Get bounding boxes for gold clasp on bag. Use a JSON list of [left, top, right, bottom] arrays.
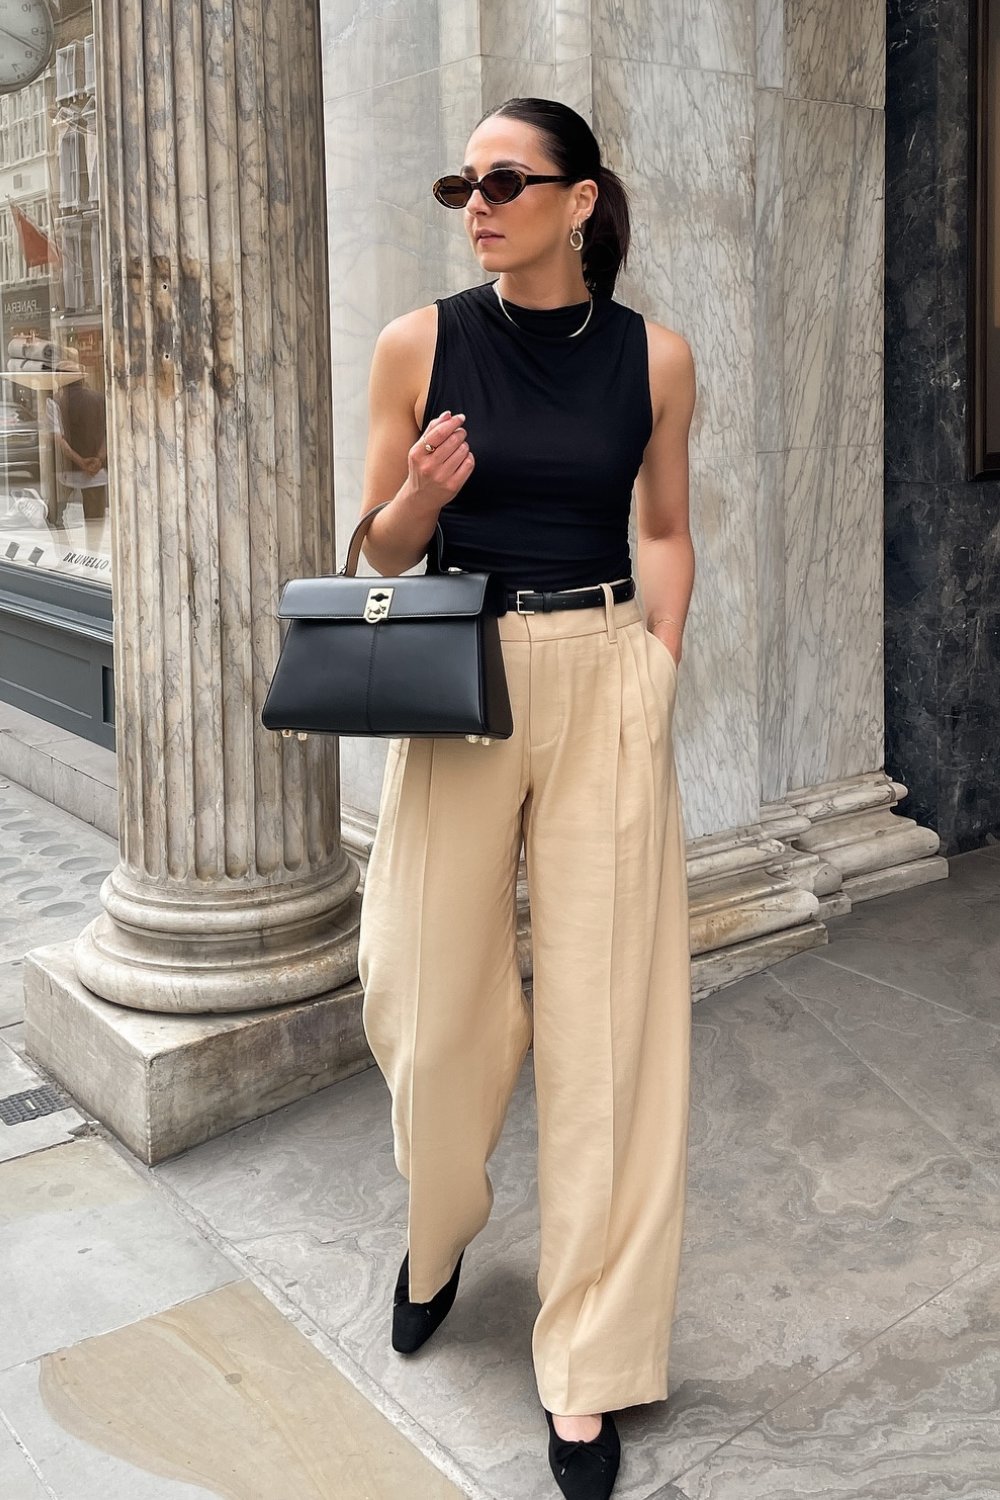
[[364, 586, 394, 623]]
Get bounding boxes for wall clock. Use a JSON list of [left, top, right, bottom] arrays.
[[0, 0, 55, 94]]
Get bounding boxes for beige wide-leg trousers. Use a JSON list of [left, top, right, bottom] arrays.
[[357, 587, 692, 1416]]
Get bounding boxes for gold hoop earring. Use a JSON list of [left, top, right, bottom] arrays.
[[569, 224, 584, 251]]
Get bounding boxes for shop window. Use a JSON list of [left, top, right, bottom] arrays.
[[0, 3, 109, 592]]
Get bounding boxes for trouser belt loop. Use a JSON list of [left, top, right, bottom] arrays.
[[599, 582, 617, 643]]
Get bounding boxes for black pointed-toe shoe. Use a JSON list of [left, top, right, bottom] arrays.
[[391, 1250, 464, 1354], [543, 1407, 621, 1500]]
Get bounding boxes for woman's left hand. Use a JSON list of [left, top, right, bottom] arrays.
[[651, 625, 681, 668]]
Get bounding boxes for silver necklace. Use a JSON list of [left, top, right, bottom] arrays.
[[492, 279, 593, 338]]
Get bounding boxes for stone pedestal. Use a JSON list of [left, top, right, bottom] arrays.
[[24, 944, 370, 1165], [26, 0, 362, 1146]]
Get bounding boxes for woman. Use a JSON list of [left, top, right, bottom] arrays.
[[356, 96, 696, 1500]]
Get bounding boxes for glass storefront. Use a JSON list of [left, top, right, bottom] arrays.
[[0, 1, 113, 750], [0, 6, 109, 591]]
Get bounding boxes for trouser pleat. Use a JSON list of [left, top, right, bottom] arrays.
[[358, 597, 691, 1405], [359, 710, 532, 1303]]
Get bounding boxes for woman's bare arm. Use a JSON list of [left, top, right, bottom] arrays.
[[634, 322, 697, 665], [357, 309, 475, 576]]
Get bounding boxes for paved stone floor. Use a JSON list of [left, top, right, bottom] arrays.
[[2, 771, 999, 1498]]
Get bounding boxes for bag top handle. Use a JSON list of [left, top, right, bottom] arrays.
[[339, 499, 446, 578]]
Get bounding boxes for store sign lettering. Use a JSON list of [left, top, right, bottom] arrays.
[[4, 297, 46, 317], [61, 550, 110, 571]]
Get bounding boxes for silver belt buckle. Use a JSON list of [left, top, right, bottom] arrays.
[[514, 589, 536, 615]]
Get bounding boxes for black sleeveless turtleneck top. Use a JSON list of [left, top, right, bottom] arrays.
[[419, 279, 653, 592]]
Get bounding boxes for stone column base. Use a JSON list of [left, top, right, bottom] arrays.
[[346, 808, 831, 1007], [23, 942, 372, 1165], [343, 768, 947, 1013], [784, 771, 948, 904]]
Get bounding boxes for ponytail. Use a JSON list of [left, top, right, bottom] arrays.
[[582, 163, 631, 300], [477, 98, 632, 299]]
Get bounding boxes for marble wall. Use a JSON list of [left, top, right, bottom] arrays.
[[321, 0, 889, 848], [885, 0, 1000, 854]]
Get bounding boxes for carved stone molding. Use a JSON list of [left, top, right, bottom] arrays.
[[784, 771, 947, 907]]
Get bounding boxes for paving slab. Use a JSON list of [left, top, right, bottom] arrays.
[[0, 776, 115, 968], [0, 957, 25, 1029], [0, 1423, 49, 1499], [665, 1256, 1000, 1499], [0, 1035, 84, 1162], [153, 962, 1000, 1499], [774, 948, 1000, 1185], [0, 1279, 467, 1499], [808, 846, 1000, 1023], [0, 1136, 238, 1371]]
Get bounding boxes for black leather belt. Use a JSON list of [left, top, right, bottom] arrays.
[[504, 577, 636, 614]]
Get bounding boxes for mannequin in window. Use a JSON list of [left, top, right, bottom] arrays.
[[52, 379, 107, 522]]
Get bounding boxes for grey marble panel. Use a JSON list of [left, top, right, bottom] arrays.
[[670, 1256, 1000, 1498], [372, 59, 482, 280], [340, 734, 392, 826], [554, 55, 592, 116], [597, 57, 755, 462], [756, 0, 782, 90], [327, 91, 379, 458], [334, 456, 369, 568], [783, 98, 884, 454], [482, 57, 556, 107], [802, 846, 1000, 1024], [319, 0, 377, 98], [442, 56, 494, 174], [668, 454, 760, 836], [591, 0, 755, 77], [555, 0, 590, 65], [373, 0, 442, 88], [325, 0, 475, 92], [774, 963, 1000, 1182], [481, 0, 554, 61], [757, 450, 788, 806], [784, 443, 884, 792], [755, 88, 783, 458], [325, 88, 376, 196], [439, 0, 480, 66], [374, 194, 451, 331], [785, 0, 885, 109]]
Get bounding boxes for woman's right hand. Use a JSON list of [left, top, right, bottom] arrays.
[[406, 411, 474, 509]]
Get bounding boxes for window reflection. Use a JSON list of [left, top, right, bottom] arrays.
[[0, 4, 109, 589]]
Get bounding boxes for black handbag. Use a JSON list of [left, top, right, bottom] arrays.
[[261, 499, 514, 740]]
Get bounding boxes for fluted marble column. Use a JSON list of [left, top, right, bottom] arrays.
[[73, 0, 360, 1011]]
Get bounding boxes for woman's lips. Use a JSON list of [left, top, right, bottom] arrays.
[[477, 233, 503, 241]]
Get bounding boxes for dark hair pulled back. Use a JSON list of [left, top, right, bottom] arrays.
[[474, 97, 631, 300]]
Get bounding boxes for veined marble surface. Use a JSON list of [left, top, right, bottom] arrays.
[[322, 0, 889, 848]]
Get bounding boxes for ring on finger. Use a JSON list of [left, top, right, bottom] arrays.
[[424, 441, 435, 453]]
